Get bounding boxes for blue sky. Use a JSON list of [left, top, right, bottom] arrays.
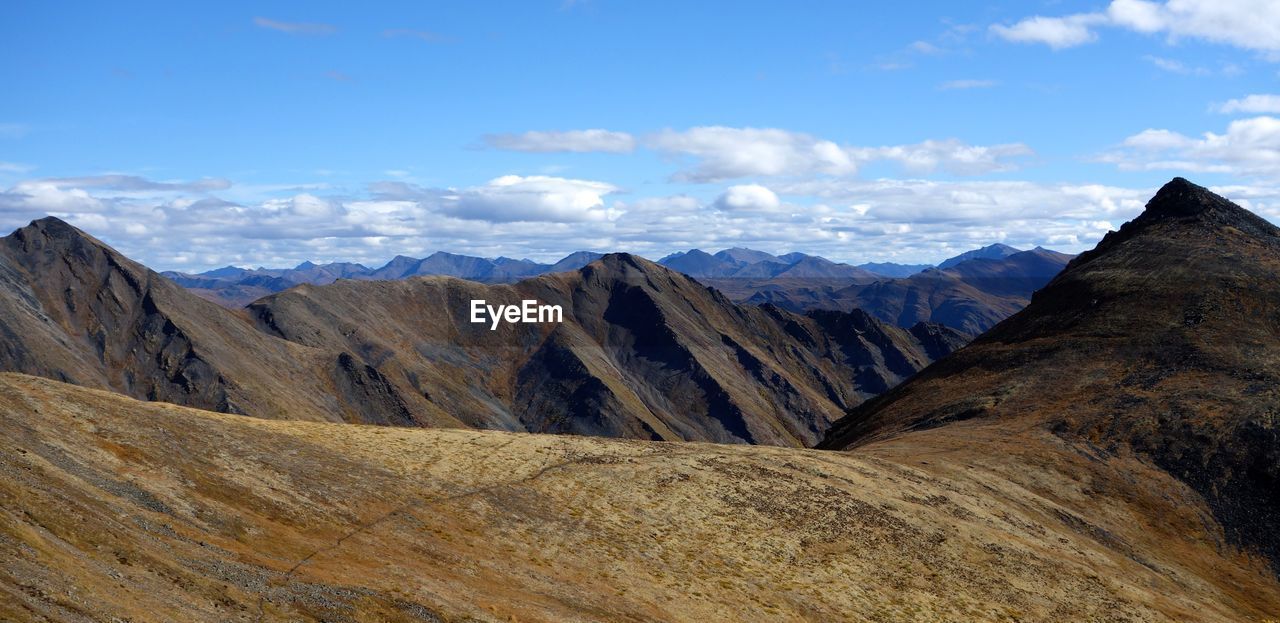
[[3, 1, 1280, 270]]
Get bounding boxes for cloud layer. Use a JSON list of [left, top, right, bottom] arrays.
[[0, 171, 1212, 272]]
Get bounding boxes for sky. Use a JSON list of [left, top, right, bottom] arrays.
[[3, 0, 1280, 271]]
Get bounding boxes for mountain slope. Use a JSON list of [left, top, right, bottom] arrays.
[[821, 178, 1280, 571], [249, 253, 965, 446], [719, 249, 1073, 335], [3, 373, 1277, 622], [0, 217, 345, 422]]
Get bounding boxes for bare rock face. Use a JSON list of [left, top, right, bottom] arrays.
[[822, 178, 1280, 572]]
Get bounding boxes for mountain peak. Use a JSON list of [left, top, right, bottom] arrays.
[[19, 215, 83, 241], [1144, 177, 1234, 219], [1089, 177, 1280, 257]]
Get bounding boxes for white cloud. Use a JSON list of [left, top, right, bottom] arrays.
[[1099, 116, 1280, 178], [990, 14, 1104, 49], [647, 127, 1031, 182], [856, 140, 1034, 175], [991, 0, 1280, 52], [1215, 94, 1280, 114], [440, 175, 621, 222], [938, 79, 999, 90], [713, 184, 781, 212], [484, 129, 636, 153], [252, 17, 336, 35], [0, 162, 33, 174], [649, 127, 858, 181]]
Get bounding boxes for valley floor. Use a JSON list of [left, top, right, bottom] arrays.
[[1, 373, 1277, 622]]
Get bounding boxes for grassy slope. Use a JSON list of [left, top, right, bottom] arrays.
[[1, 372, 1277, 622]]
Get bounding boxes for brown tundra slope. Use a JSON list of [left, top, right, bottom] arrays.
[[2, 372, 1278, 622], [0, 217, 963, 445], [822, 178, 1280, 574]]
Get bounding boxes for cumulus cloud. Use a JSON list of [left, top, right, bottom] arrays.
[[484, 129, 636, 153], [860, 140, 1033, 175], [253, 17, 336, 35], [1215, 94, 1280, 114], [713, 184, 782, 212], [440, 175, 621, 222], [1098, 116, 1280, 178], [649, 127, 858, 181], [647, 127, 1031, 182], [991, 14, 1104, 49], [991, 0, 1280, 52]]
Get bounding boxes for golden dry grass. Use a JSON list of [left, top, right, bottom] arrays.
[[1, 373, 1277, 622]]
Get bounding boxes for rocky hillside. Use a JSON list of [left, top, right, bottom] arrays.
[[0, 218, 962, 445], [822, 178, 1280, 572], [248, 253, 966, 446], [0, 217, 341, 421]]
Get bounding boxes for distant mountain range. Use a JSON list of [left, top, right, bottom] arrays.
[[163, 250, 607, 307], [704, 246, 1075, 335], [164, 242, 1057, 311]]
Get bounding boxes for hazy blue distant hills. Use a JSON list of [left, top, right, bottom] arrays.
[[701, 246, 1074, 335], [657, 248, 878, 280], [856, 262, 933, 278], [936, 243, 1021, 269], [162, 250, 606, 307], [162, 243, 1070, 319]]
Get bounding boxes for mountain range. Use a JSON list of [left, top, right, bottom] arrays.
[[2, 178, 1278, 621], [0, 217, 965, 446], [162, 243, 1054, 312], [706, 247, 1074, 335], [162, 250, 608, 307]]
